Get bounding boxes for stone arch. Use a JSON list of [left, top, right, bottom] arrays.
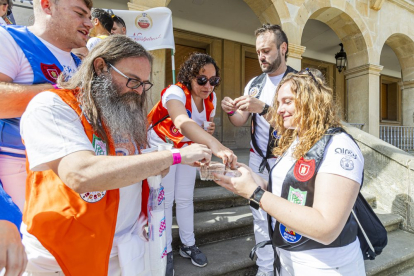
[[290, 1, 373, 69], [381, 33, 414, 81], [243, 0, 286, 25]]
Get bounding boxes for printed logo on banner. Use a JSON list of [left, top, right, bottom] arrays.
[[40, 63, 61, 83], [293, 158, 315, 182], [135, 12, 153, 29], [340, 157, 354, 171]]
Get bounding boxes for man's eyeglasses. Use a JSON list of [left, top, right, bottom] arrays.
[[196, 75, 220, 86], [108, 63, 153, 92], [298, 68, 320, 89]]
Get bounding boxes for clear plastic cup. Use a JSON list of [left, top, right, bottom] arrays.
[[203, 121, 211, 131]]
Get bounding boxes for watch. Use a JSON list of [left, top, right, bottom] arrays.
[[258, 103, 270, 116], [249, 186, 265, 210]]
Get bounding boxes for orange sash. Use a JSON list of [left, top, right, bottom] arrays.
[[23, 88, 147, 276], [148, 82, 214, 148]]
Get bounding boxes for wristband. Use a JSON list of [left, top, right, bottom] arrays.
[[52, 84, 59, 89], [227, 111, 235, 116], [170, 149, 181, 165], [258, 104, 270, 116]]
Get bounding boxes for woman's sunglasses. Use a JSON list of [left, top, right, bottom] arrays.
[[196, 75, 220, 86]]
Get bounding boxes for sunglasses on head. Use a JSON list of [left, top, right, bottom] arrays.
[[196, 75, 220, 86], [298, 68, 321, 89]]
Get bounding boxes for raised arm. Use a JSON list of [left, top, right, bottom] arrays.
[[0, 73, 53, 118], [166, 99, 237, 167]]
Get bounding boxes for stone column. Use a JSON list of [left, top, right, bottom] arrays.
[[128, 0, 171, 106], [401, 81, 414, 127], [344, 64, 383, 137], [287, 43, 306, 71]]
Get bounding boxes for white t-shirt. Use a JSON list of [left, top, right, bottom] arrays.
[[86, 36, 104, 51], [148, 84, 217, 146], [244, 73, 284, 156], [270, 133, 364, 269], [20, 92, 143, 271], [0, 17, 7, 27], [0, 27, 77, 84]]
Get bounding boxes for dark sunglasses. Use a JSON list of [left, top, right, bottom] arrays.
[[298, 68, 320, 89], [196, 75, 220, 86]]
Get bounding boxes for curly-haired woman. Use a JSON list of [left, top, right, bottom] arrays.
[[215, 69, 365, 275], [148, 53, 237, 275]]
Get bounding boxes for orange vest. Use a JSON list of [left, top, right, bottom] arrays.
[[23, 88, 148, 276], [148, 82, 215, 148]]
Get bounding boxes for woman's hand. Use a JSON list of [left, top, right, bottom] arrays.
[[221, 96, 236, 114], [209, 143, 238, 169], [213, 165, 259, 199], [206, 122, 215, 135]]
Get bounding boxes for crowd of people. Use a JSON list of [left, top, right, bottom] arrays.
[[0, 0, 365, 276]]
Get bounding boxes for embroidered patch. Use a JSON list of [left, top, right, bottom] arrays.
[[293, 158, 315, 182], [287, 187, 307, 206], [40, 63, 61, 83], [279, 223, 302, 244], [340, 157, 354, 171], [186, 109, 192, 119], [169, 125, 180, 137], [80, 191, 106, 203], [92, 135, 107, 156], [249, 87, 259, 97], [272, 130, 280, 139]]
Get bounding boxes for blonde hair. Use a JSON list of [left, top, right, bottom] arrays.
[[269, 69, 342, 159]]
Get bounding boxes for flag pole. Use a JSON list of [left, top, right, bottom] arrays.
[[171, 49, 176, 84]]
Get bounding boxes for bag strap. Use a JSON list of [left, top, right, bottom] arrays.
[[351, 207, 375, 254]]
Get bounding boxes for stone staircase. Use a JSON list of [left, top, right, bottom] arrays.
[[170, 150, 414, 276]]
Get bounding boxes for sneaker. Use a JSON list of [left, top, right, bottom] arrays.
[[256, 270, 274, 276], [179, 244, 208, 267], [166, 251, 174, 276]]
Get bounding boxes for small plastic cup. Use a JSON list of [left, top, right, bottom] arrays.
[[157, 143, 173, 151], [199, 162, 225, 181], [203, 121, 211, 131]]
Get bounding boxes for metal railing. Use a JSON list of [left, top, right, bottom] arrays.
[[380, 125, 414, 152]]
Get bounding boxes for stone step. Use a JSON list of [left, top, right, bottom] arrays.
[[362, 191, 377, 209], [173, 235, 257, 276], [171, 205, 253, 250], [365, 230, 414, 276], [193, 186, 248, 213], [373, 209, 403, 233]]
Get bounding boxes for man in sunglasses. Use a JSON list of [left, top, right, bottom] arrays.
[[221, 23, 296, 276], [19, 35, 212, 275]]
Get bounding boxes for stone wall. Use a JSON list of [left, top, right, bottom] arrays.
[[345, 123, 414, 232]]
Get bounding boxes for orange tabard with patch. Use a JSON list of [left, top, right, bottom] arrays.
[[23, 88, 121, 276], [148, 82, 215, 148]]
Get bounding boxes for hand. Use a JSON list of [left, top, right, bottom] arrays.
[[213, 166, 259, 199], [233, 96, 265, 113], [0, 220, 27, 276], [209, 143, 238, 169], [221, 97, 236, 114], [206, 122, 215, 135], [179, 144, 212, 166]]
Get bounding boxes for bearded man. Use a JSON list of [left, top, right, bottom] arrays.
[[221, 24, 296, 276], [20, 35, 212, 276]]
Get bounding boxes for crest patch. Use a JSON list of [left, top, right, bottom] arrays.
[[186, 109, 192, 119], [293, 158, 315, 182], [279, 223, 302, 244], [249, 87, 259, 97], [287, 187, 307, 206], [80, 191, 106, 203], [40, 63, 61, 83], [170, 125, 180, 137], [340, 157, 354, 171], [92, 135, 107, 156]]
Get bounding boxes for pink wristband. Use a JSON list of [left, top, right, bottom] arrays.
[[52, 84, 59, 89], [227, 111, 235, 116], [170, 149, 181, 165]]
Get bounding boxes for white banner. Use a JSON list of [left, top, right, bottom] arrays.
[[110, 7, 175, 51]]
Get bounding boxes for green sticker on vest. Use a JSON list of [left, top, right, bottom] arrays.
[[287, 187, 307, 206], [92, 134, 108, 156], [165, 136, 174, 145]]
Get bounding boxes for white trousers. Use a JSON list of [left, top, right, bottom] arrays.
[[162, 163, 197, 252], [0, 154, 27, 211], [249, 151, 276, 273]]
